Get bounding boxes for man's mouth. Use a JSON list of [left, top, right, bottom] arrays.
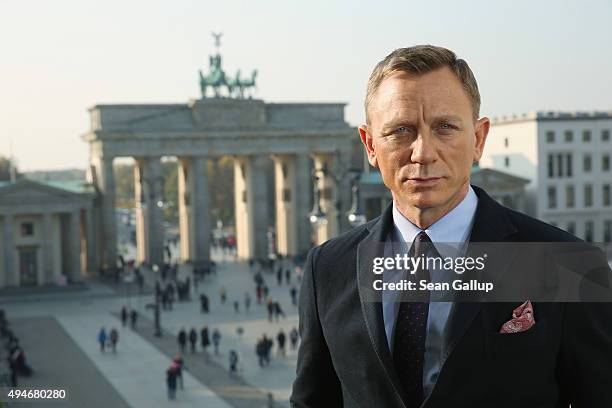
[[405, 177, 442, 186]]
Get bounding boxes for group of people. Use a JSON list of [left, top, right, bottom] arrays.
[[255, 328, 299, 367], [177, 326, 222, 356], [97, 327, 120, 353], [1, 310, 33, 387]]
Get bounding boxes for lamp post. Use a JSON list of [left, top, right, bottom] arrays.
[[309, 162, 366, 234], [146, 263, 162, 337]]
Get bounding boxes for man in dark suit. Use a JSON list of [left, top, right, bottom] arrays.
[[290, 45, 612, 407]]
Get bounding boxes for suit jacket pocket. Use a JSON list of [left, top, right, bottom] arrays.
[[487, 320, 547, 354]]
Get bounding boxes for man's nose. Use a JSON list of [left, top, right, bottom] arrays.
[[410, 131, 437, 164]]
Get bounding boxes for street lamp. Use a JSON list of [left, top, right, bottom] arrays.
[[347, 174, 367, 227], [308, 172, 327, 226], [309, 161, 364, 229], [145, 263, 162, 337]]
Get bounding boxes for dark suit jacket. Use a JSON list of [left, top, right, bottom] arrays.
[[290, 185, 612, 408]]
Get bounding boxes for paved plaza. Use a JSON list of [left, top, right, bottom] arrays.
[[1, 256, 300, 408]]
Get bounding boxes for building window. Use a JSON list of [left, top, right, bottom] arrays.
[[504, 138, 509, 147], [603, 154, 610, 172], [583, 130, 591, 142], [604, 184, 611, 207], [584, 184, 593, 207], [566, 153, 572, 177], [548, 186, 557, 209], [21, 222, 34, 237], [556, 154, 564, 178], [585, 221, 594, 242], [567, 221, 576, 235], [547, 154, 554, 178], [583, 154, 592, 172], [504, 156, 510, 167], [605, 220, 612, 243], [603, 129, 610, 142], [546, 131, 555, 143], [566, 185, 575, 208], [564, 130, 573, 142]]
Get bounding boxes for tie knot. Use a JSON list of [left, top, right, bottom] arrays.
[[412, 231, 433, 257]]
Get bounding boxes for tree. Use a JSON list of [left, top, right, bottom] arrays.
[[0, 156, 19, 181]]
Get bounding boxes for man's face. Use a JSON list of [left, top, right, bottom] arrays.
[[359, 67, 489, 215]]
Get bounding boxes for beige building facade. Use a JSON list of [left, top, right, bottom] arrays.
[[0, 180, 95, 288]]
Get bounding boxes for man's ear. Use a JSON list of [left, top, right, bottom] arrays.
[[473, 117, 490, 162], [359, 124, 379, 168]]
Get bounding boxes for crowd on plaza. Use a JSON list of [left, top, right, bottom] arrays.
[[1, 309, 33, 387], [99, 253, 304, 401]]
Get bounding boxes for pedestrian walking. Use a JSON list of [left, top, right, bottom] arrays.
[[233, 300, 239, 313], [276, 267, 282, 286], [274, 302, 285, 322], [178, 328, 187, 354], [229, 350, 239, 375], [200, 293, 209, 313], [212, 328, 221, 355], [120, 306, 128, 327], [262, 335, 273, 366], [285, 268, 291, 285], [200, 326, 210, 354], [267, 298, 274, 322], [289, 327, 299, 350], [173, 354, 185, 390], [244, 292, 251, 313], [130, 309, 138, 329], [219, 286, 227, 304], [109, 328, 119, 353], [98, 327, 107, 352], [290, 286, 298, 306], [276, 329, 286, 358], [166, 366, 177, 400], [256, 338, 265, 367], [189, 327, 197, 354]]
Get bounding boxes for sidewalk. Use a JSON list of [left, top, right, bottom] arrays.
[[57, 311, 234, 408]]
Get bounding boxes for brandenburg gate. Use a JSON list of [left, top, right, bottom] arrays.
[[83, 97, 355, 268]]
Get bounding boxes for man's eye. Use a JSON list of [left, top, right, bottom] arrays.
[[440, 123, 452, 129], [396, 126, 410, 133]]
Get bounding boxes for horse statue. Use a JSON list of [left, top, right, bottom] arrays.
[[225, 69, 241, 98], [237, 70, 257, 98], [199, 54, 228, 98]]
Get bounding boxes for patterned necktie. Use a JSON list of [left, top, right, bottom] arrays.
[[392, 231, 432, 407]]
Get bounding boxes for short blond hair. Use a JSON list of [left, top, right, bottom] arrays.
[[365, 45, 481, 123]]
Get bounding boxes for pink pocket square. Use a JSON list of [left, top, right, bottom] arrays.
[[499, 300, 535, 334]]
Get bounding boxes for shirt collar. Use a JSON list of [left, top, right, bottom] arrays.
[[392, 185, 479, 256]]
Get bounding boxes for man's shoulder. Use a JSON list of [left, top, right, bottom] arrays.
[[309, 216, 379, 263], [502, 206, 582, 243]]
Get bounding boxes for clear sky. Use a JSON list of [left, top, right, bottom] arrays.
[[1, 0, 611, 171]]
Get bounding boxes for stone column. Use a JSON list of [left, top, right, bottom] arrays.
[[41, 212, 54, 285], [93, 156, 117, 269], [134, 157, 164, 266], [178, 156, 211, 263], [313, 153, 338, 244], [84, 207, 97, 273], [273, 154, 312, 256], [67, 209, 82, 281], [234, 155, 270, 260], [2, 215, 15, 287]]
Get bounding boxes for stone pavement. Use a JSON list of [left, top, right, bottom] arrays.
[[1, 258, 301, 407], [7, 316, 129, 408], [131, 259, 300, 406]]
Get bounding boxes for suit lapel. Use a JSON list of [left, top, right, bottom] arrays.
[[356, 204, 408, 407], [426, 185, 519, 405]]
